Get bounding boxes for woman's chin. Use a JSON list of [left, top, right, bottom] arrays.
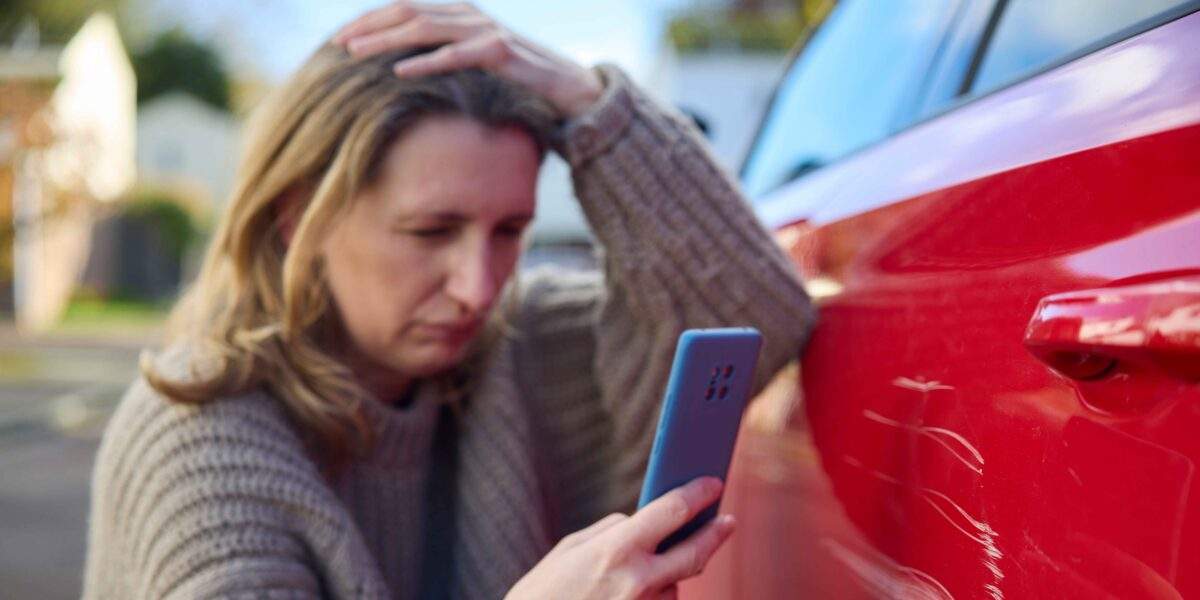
[[394, 340, 473, 377]]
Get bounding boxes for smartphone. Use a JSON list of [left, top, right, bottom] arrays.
[[638, 327, 763, 553]]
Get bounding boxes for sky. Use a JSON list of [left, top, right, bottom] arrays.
[[142, 0, 704, 83]]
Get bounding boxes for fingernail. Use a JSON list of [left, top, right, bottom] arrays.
[[719, 514, 736, 532]]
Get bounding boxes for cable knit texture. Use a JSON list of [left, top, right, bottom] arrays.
[[83, 64, 814, 599]]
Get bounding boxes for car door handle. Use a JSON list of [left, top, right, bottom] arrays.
[[1023, 276, 1200, 380]]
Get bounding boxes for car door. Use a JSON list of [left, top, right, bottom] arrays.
[[685, 1, 1200, 598]]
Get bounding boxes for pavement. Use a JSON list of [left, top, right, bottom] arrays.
[[0, 325, 151, 599]]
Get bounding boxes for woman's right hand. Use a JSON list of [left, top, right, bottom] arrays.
[[505, 477, 736, 600], [333, 1, 604, 119]]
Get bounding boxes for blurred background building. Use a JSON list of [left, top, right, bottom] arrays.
[[136, 92, 237, 209], [0, 0, 832, 596], [0, 13, 135, 331]]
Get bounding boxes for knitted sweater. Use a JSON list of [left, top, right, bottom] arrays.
[[83, 65, 814, 599]]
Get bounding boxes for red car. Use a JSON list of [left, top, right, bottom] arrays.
[[686, 1, 1200, 598]]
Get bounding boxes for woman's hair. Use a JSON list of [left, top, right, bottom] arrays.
[[142, 43, 559, 467]]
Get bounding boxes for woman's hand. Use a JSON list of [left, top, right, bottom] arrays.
[[505, 477, 736, 600], [334, 2, 604, 119]]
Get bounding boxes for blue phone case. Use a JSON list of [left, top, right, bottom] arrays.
[[637, 327, 763, 553]]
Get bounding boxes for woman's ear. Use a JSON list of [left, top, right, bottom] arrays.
[[273, 186, 308, 247]]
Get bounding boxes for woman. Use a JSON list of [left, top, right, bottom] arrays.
[[83, 3, 813, 598]]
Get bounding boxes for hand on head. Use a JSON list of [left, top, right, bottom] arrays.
[[334, 1, 604, 118]]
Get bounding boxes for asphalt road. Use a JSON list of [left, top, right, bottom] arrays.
[[0, 333, 143, 599]]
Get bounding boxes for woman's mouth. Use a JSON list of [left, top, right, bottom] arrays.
[[414, 321, 481, 344]]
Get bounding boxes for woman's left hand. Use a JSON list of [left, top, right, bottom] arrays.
[[334, 2, 604, 119]]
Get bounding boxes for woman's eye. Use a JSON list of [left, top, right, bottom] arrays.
[[404, 227, 452, 238], [497, 226, 526, 238]]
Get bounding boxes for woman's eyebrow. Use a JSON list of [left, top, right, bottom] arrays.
[[393, 211, 470, 224], [394, 210, 536, 223]]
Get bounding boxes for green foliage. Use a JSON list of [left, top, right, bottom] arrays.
[[59, 295, 168, 332], [667, 17, 713, 53], [0, 0, 128, 44], [668, 1, 835, 54], [669, 12, 809, 53], [132, 28, 232, 112], [122, 190, 201, 263]]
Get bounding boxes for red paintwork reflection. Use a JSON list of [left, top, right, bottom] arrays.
[[806, 125, 1198, 599], [688, 84, 1200, 600]]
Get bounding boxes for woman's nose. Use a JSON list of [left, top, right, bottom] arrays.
[[445, 245, 500, 315]]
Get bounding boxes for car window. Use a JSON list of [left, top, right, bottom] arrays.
[[970, 0, 1193, 94], [740, 0, 956, 199]]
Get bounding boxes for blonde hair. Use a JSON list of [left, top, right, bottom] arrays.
[[142, 43, 558, 467]]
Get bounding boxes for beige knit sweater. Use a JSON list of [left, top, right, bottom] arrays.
[[83, 65, 813, 599]]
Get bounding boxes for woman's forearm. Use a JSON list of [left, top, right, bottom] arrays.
[[554, 64, 815, 508], [559, 64, 814, 391]]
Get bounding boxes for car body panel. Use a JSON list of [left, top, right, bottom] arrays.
[[685, 9, 1200, 600], [757, 8, 1200, 230]]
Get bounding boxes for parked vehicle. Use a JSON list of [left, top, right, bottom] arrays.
[[686, 1, 1200, 598]]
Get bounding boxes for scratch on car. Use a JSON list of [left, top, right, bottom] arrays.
[[845, 455, 1005, 598], [863, 409, 985, 474], [1067, 467, 1083, 487], [892, 376, 955, 393], [821, 537, 955, 600]]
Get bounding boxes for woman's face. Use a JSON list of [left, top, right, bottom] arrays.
[[320, 115, 540, 394]]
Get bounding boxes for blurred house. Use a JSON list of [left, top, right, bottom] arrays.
[[653, 48, 787, 169], [521, 154, 595, 270], [78, 92, 240, 303], [529, 155, 590, 242], [531, 0, 797, 258], [650, 0, 825, 171], [137, 91, 239, 207], [0, 13, 136, 331]]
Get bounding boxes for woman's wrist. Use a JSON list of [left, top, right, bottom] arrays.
[[554, 64, 637, 168], [555, 66, 605, 120]]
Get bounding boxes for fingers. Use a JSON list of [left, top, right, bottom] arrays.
[[334, 1, 509, 80], [646, 515, 736, 588], [345, 13, 490, 58], [390, 32, 512, 78], [617, 477, 724, 550], [556, 513, 627, 551], [331, 1, 596, 117], [334, 1, 474, 45]]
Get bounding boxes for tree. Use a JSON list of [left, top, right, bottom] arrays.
[[132, 28, 232, 112], [667, 0, 835, 54], [0, 0, 130, 44]]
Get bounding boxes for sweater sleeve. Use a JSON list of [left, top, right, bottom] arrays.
[[519, 64, 814, 527], [82, 379, 387, 599]]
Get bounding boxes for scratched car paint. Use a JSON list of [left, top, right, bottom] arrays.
[[682, 3, 1200, 599]]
